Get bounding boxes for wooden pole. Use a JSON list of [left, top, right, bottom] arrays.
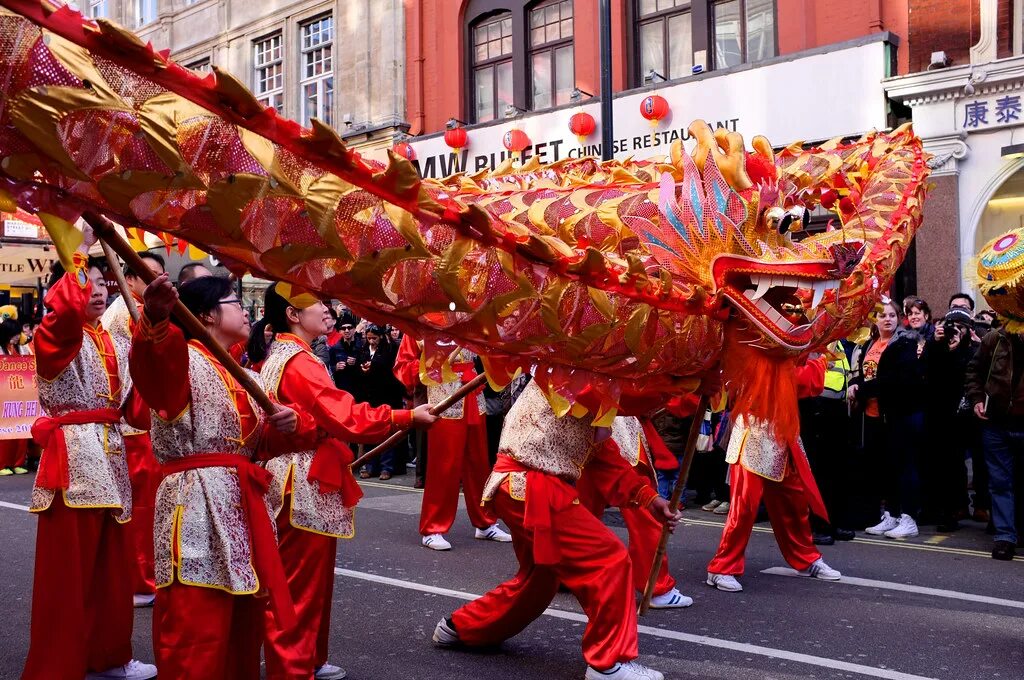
[[84, 213, 277, 414], [637, 393, 711, 616], [100, 240, 140, 323], [351, 373, 488, 470]]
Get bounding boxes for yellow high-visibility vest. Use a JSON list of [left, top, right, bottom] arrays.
[[822, 343, 850, 399]]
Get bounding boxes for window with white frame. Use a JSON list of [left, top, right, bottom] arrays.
[[89, 0, 107, 18], [135, 0, 157, 27], [187, 59, 212, 75], [253, 33, 284, 114], [299, 15, 333, 127]]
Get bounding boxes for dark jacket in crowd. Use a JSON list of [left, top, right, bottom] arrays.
[[966, 328, 1024, 422], [849, 328, 925, 419], [310, 336, 331, 368], [876, 328, 928, 419], [925, 331, 978, 417], [356, 341, 405, 408], [330, 335, 365, 396]]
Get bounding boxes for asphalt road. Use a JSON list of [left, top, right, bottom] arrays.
[[0, 471, 1021, 680]]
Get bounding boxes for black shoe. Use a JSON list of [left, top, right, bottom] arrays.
[[992, 541, 1016, 561], [812, 533, 835, 546], [833, 528, 856, 541]]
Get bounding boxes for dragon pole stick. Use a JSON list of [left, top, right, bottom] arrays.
[[100, 240, 140, 324], [84, 213, 277, 414], [638, 393, 711, 616], [350, 373, 488, 470]]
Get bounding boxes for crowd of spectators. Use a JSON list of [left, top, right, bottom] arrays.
[[663, 292, 1020, 561]]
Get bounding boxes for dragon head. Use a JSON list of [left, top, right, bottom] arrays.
[[975, 228, 1024, 331], [645, 120, 928, 356]]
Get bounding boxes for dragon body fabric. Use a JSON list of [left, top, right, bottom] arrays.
[[0, 2, 930, 427]]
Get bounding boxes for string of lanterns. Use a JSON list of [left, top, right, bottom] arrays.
[[392, 95, 674, 163]]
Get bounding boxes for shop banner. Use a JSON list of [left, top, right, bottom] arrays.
[[401, 39, 891, 179]]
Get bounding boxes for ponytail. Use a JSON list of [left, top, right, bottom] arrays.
[[247, 317, 273, 365], [246, 282, 293, 365]]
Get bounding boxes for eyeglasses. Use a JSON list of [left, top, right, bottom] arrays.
[[218, 298, 243, 308], [340, 325, 354, 330]]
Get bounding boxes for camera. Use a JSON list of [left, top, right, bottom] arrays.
[[942, 319, 960, 344]]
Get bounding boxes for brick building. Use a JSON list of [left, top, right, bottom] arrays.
[[887, 0, 1023, 304], [400, 0, 916, 292]]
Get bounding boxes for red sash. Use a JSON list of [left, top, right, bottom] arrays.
[[492, 454, 577, 566], [32, 408, 122, 490], [307, 439, 363, 507], [161, 453, 297, 629]]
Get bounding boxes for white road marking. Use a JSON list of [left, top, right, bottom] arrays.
[[761, 567, 1024, 610], [0, 500, 29, 512], [336, 567, 937, 680]]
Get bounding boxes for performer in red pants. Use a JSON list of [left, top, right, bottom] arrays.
[[706, 355, 842, 592], [101, 250, 165, 607], [251, 283, 436, 680], [130, 273, 305, 679], [394, 334, 510, 550], [577, 415, 692, 609], [433, 380, 678, 680], [23, 227, 156, 680]]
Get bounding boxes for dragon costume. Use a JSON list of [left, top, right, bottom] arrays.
[[0, 2, 929, 434]]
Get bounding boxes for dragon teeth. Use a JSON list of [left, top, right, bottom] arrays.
[[811, 281, 827, 310], [751, 275, 771, 300]]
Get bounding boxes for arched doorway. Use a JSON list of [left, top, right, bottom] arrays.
[[976, 166, 1024, 259]]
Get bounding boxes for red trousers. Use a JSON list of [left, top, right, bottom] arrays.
[[420, 416, 495, 535], [153, 583, 265, 680], [451, 482, 639, 670], [126, 433, 158, 594], [577, 470, 676, 597], [264, 499, 337, 680], [0, 438, 27, 468], [707, 463, 821, 576], [22, 496, 134, 680]]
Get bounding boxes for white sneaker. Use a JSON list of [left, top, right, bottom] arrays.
[[797, 558, 842, 581], [85, 659, 158, 680], [432, 617, 460, 646], [648, 587, 694, 609], [422, 534, 452, 551], [865, 511, 899, 535], [475, 523, 512, 542], [705, 572, 743, 592], [314, 663, 348, 680], [132, 593, 155, 608], [584, 660, 665, 680], [883, 513, 919, 539], [712, 500, 731, 515]]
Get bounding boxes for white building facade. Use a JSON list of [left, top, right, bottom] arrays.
[[886, 7, 1024, 303]]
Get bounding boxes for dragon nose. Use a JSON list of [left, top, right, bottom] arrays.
[[828, 242, 865, 279]]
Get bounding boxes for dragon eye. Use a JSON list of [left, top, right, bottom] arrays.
[[764, 207, 786, 233], [780, 207, 809, 234]]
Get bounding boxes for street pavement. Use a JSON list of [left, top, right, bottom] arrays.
[[0, 471, 1021, 680]]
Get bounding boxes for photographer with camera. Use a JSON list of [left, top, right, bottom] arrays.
[[924, 307, 980, 532]]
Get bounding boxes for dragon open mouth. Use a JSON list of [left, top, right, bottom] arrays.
[[711, 254, 844, 349]]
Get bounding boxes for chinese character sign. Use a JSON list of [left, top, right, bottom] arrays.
[[961, 95, 1023, 130], [0, 355, 38, 440]]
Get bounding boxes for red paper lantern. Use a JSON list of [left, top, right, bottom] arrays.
[[503, 128, 531, 153], [568, 112, 596, 144], [444, 126, 468, 153], [639, 94, 669, 128], [393, 141, 416, 161]]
